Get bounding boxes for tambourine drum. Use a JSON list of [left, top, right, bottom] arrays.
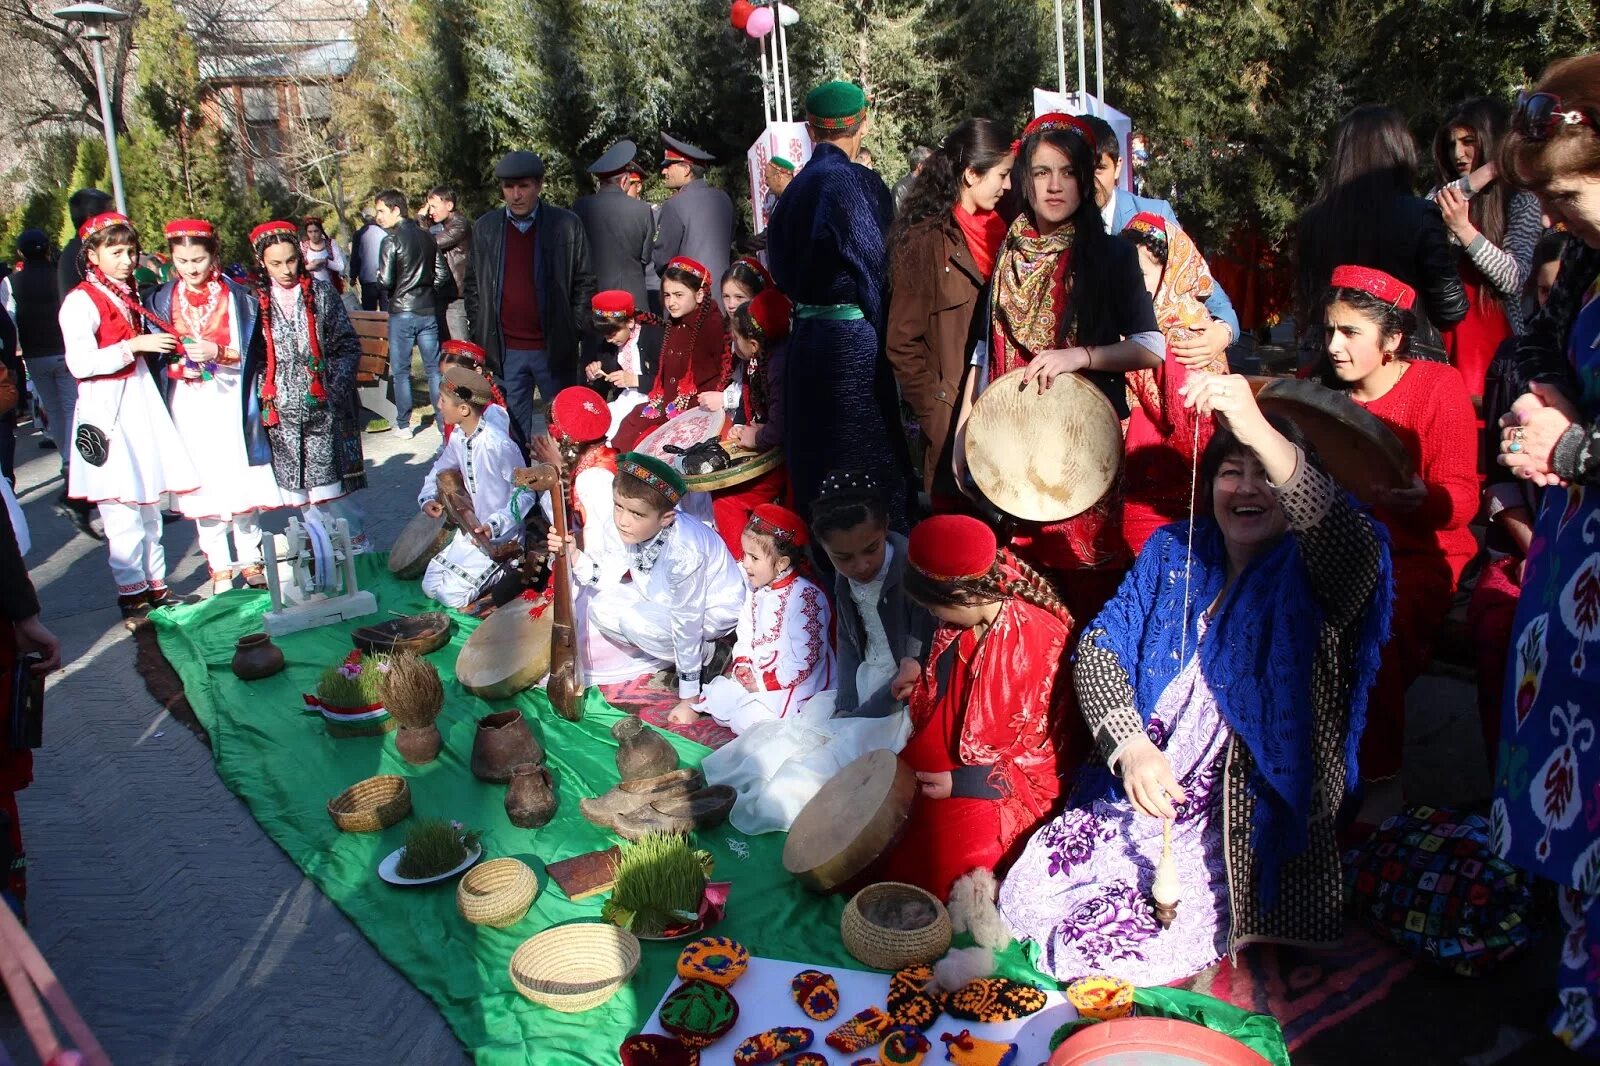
[[352, 612, 453, 656], [783, 749, 917, 893], [637, 407, 783, 492], [1251, 377, 1412, 504], [456, 604, 553, 700], [388, 511, 450, 579], [962, 368, 1122, 523]]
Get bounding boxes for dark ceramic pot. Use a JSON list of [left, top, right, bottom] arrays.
[[612, 715, 678, 781], [395, 724, 442, 765], [231, 633, 285, 680], [471, 710, 543, 782], [505, 762, 557, 828]]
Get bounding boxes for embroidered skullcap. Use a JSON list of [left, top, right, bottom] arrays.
[[744, 289, 793, 345], [1121, 211, 1170, 259], [806, 81, 869, 131], [1330, 265, 1416, 311], [617, 451, 688, 505], [550, 386, 611, 444], [907, 514, 997, 582], [658, 979, 740, 1049], [815, 470, 881, 500], [734, 254, 775, 289], [493, 150, 546, 180], [748, 503, 809, 547], [676, 935, 750, 987], [79, 212, 132, 242], [769, 156, 796, 172], [665, 256, 711, 288], [661, 133, 715, 166], [592, 289, 637, 319], [250, 220, 299, 245], [302, 215, 324, 227], [1021, 112, 1097, 152], [163, 218, 214, 241], [1125, 211, 1167, 237], [618, 1033, 694, 1066], [442, 365, 494, 407], [440, 338, 488, 365]]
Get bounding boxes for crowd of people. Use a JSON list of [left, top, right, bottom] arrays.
[[2, 43, 1600, 1057]]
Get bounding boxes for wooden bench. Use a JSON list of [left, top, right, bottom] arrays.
[[349, 310, 397, 425]]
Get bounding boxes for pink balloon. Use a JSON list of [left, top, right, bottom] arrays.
[[745, 6, 775, 37]]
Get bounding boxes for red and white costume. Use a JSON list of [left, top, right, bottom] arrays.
[[701, 571, 833, 734]]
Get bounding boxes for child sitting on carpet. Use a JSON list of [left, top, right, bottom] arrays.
[[704, 289, 792, 556], [417, 366, 530, 608], [693, 504, 833, 733], [560, 452, 744, 723], [583, 290, 662, 445], [873, 513, 1075, 901], [610, 258, 726, 452]]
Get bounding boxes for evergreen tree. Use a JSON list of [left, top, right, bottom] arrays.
[[57, 137, 110, 247]]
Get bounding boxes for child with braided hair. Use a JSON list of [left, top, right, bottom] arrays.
[[874, 513, 1076, 901]]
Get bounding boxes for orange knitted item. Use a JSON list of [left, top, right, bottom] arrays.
[[732, 1027, 813, 1066], [939, 1029, 1017, 1066], [825, 1006, 892, 1054]]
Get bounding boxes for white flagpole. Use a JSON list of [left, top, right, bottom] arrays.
[[1094, 0, 1105, 105], [1053, 0, 1067, 96], [778, 13, 794, 122], [769, 21, 783, 122], [1076, 0, 1087, 102], [758, 39, 773, 128]]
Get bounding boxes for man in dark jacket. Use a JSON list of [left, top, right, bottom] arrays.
[[463, 150, 597, 440], [573, 140, 652, 309], [423, 185, 471, 341], [651, 134, 734, 309], [57, 188, 112, 296], [375, 188, 444, 437]]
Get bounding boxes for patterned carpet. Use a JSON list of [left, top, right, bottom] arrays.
[[598, 671, 736, 749]]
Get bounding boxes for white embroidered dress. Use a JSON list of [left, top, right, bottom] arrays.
[[417, 420, 529, 607], [701, 572, 835, 734]]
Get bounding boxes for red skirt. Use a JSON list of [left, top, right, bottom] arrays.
[[709, 464, 789, 558], [1440, 270, 1510, 408], [876, 794, 1012, 901]]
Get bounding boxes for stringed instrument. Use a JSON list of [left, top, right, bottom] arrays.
[[434, 469, 520, 566], [513, 463, 582, 721]]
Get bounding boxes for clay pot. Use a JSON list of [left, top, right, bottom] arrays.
[[395, 724, 442, 765], [505, 762, 557, 829], [231, 633, 285, 680], [612, 715, 678, 781], [471, 710, 543, 782]]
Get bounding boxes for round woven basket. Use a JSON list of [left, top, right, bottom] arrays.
[[509, 924, 641, 1013], [457, 858, 539, 928], [326, 775, 412, 833], [840, 881, 952, 971]]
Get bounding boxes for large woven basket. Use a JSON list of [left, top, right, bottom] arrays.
[[509, 924, 641, 1013], [457, 858, 539, 928], [840, 881, 952, 971], [327, 775, 412, 833]]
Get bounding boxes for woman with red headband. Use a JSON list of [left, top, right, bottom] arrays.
[[610, 255, 726, 453], [149, 219, 282, 595], [1306, 265, 1477, 797]]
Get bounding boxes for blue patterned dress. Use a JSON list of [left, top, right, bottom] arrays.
[[1494, 272, 1600, 1055]]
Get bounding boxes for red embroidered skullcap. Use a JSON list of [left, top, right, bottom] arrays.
[[908, 514, 998, 581], [665, 256, 710, 288], [734, 255, 775, 289], [1126, 211, 1167, 235], [440, 338, 488, 365], [745, 289, 793, 344], [302, 215, 324, 227], [79, 212, 131, 242], [748, 503, 809, 546], [550, 386, 611, 444], [592, 289, 637, 318], [1330, 265, 1416, 311], [1022, 112, 1097, 152], [164, 218, 214, 241], [250, 220, 299, 245]]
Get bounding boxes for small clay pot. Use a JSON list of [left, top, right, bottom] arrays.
[[505, 762, 557, 828], [395, 724, 442, 765], [471, 710, 543, 782], [231, 633, 285, 680], [612, 715, 678, 781]]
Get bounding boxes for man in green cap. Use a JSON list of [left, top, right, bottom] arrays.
[[767, 80, 914, 542]]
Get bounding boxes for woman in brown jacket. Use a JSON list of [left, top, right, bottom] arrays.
[[886, 119, 1014, 498]]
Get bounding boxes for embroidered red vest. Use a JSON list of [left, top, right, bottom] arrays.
[[74, 281, 141, 381]]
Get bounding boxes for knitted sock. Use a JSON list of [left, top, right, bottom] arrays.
[[939, 1030, 1017, 1066], [945, 978, 1047, 1023], [825, 1006, 892, 1054], [779, 1056, 827, 1066], [887, 964, 945, 1031], [879, 1026, 931, 1065], [732, 1027, 813, 1066], [618, 1033, 695, 1066], [789, 969, 841, 1021]]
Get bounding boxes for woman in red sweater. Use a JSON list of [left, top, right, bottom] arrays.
[[610, 257, 726, 453], [1309, 266, 1478, 783]]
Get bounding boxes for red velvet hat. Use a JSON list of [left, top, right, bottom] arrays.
[[665, 256, 710, 288], [747, 503, 809, 546], [908, 514, 998, 581], [440, 339, 488, 365], [744, 289, 793, 344], [250, 220, 299, 245], [1125, 211, 1167, 235], [79, 212, 131, 242], [734, 255, 774, 289], [592, 289, 637, 320], [1022, 112, 1097, 152], [1330, 265, 1416, 311], [163, 218, 214, 241], [550, 386, 611, 444]]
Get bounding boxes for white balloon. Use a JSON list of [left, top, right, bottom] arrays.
[[778, 3, 799, 25]]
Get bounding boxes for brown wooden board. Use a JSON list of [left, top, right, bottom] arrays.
[[546, 846, 622, 901]]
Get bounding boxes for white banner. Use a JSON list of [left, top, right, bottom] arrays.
[[746, 122, 812, 233]]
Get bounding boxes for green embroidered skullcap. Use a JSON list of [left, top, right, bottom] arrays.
[[617, 451, 688, 505], [805, 81, 868, 131], [769, 156, 796, 172]]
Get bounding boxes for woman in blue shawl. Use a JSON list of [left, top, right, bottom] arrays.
[[999, 372, 1392, 984]]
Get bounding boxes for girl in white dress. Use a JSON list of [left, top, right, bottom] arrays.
[[299, 217, 346, 291]]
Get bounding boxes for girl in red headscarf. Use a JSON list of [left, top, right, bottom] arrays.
[[610, 256, 726, 453], [875, 513, 1076, 901]]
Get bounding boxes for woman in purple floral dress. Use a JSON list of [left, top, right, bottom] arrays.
[[1000, 371, 1392, 985]]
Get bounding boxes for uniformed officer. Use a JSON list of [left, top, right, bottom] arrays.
[[651, 133, 735, 310], [573, 139, 653, 310]]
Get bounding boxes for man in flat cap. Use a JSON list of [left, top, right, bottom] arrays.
[[573, 140, 652, 310], [767, 80, 914, 535], [463, 150, 598, 441], [651, 134, 734, 309]]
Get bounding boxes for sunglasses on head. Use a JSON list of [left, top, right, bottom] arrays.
[[1514, 91, 1599, 140]]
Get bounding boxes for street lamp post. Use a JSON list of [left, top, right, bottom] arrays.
[[53, 3, 131, 216]]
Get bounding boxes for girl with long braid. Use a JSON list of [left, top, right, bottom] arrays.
[[610, 256, 726, 453]]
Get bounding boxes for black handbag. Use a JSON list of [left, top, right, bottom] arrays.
[[74, 422, 111, 466]]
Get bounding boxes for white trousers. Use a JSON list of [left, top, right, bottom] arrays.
[[98, 500, 166, 595], [195, 511, 263, 572], [587, 584, 741, 668]]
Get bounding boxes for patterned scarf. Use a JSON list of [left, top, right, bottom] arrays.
[[256, 275, 327, 427], [87, 265, 185, 361], [1127, 224, 1224, 425], [991, 215, 1075, 380]]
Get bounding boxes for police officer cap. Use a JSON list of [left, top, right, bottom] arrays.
[[589, 140, 640, 177]]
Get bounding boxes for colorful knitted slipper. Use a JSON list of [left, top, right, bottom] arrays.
[[732, 1026, 813, 1066], [825, 1005, 892, 1054], [659, 980, 740, 1051], [939, 1029, 1017, 1066], [945, 977, 1048, 1022], [887, 964, 945, 1031], [879, 1025, 931, 1065], [619, 1033, 695, 1066], [789, 968, 841, 1021], [779, 1056, 827, 1066], [677, 936, 750, 987]]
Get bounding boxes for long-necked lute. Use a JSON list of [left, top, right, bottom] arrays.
[[513, 463, 582, 720]]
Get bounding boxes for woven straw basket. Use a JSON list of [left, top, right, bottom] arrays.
[[840, 881, 953, 971], [326, 775, 412, 833], [509, 924, 641, 1013], [457, 858, 539, 928]]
